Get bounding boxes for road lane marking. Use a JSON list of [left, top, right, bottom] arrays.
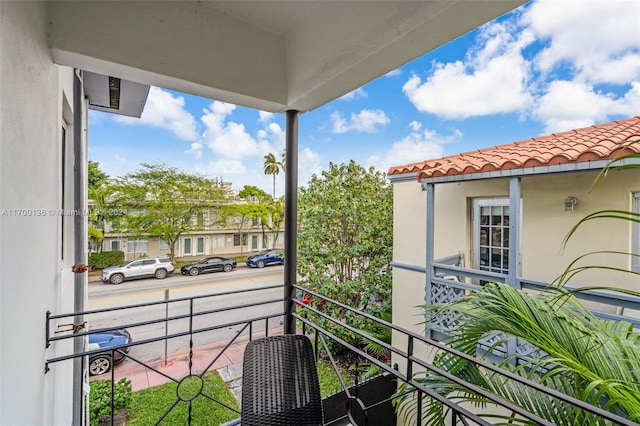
[[89, 274, 282, 307]]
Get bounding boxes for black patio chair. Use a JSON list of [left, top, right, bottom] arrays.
[[241, 334, 324, 426]]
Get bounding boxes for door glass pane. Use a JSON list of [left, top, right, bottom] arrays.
[[197, 237, 204, 253], [480, 247, 489, 267], [475, 200, 510, 276], [480, 228, 488, 245], [184, 238, 191, 254], [480, 207, 490, 225]]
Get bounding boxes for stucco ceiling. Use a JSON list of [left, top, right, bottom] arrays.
[[48, 0, 527, 113]]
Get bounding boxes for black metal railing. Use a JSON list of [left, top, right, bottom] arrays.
[[45, 275, 640, 425], [46, 284, 285, 426], [293, 284, 639, 426]]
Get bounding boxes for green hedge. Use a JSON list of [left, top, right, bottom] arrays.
[[89, 251, 125, 269]]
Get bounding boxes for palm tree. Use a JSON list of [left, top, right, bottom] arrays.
[[395, 283, 640, 425], [263, 152, 285, 199]]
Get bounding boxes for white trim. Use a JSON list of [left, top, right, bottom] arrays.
[[472, 198, 522, 275]]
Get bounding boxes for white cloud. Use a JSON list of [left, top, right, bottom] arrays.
[[339, 87, 368, 101], [257, 122, 286, 152], [331, 109, 390, 134], [403, 21, 534, 120], [114, 87, 198, 141], [185, 141, 203, 159], [114, 154, 127, 163], [402, 0, 639, 132], [258, 110, 274, 123], [298, 147, 324, 186], [207, 159, 246, 175], [385, 69, 402, 78], [367, 124, 461, 173], [201, 101, 272, 160], [523, 0, 640, 84], [534, 80, 638, 133]]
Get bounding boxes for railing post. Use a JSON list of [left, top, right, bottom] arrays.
[[507, 177, 521, 361], [164, 289, 169, 366], [424, 183, 435, 338], [284, 110, 299, 335], [72, 68, 87, 426], [406, 335, 414, 379]]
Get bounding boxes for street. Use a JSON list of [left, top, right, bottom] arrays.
[[87, 265, 286, 366]]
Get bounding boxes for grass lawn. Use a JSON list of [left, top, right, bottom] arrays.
[[318, 359, 353, 397], [120, 363, 348, 424], [127, 371, 240, 426]]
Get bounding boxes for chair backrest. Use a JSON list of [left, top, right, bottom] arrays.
[[241, 334, 324, 426]]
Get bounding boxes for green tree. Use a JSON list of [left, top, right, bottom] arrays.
[[265, 196, 285, 248], [217, 202, 263, 256], [263, 152, 285, 199], [88, 161, 111, 252], [111, 163, 230, 260], [88, 160, 108, 191], [88, 226, 104, 253], [298, 161, 393, 319], [238, 185, 271, 247], [237, 186, 285, 248]]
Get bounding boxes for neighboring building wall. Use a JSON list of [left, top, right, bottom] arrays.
[[103, 230, 284, 260], [391, 179, 429, 372], [392, 169, 640, 367], [1, 1, 77, 424]]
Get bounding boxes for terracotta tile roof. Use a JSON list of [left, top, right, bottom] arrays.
[[387, 116, 640, 181]]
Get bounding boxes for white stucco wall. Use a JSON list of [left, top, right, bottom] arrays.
[[1, 1, 79, 424]]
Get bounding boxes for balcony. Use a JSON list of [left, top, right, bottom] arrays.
[[45, 265, 640, 426]]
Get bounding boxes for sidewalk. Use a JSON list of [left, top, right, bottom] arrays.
[[90, 336, 260, 402]]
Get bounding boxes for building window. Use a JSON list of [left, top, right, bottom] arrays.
[[211, 235, 225, 249], [275, 232, 284, 245], [197, 212, 204, 227], [127, 238, 149, 254], [234, 234, 247, 246], [111, 240, 121, 251], [197, 237, 204, 254], [184, 238, 192, 255], [473, 199, 510, 275], [633, 193, 640, 272], [159, 239, 170, 251]]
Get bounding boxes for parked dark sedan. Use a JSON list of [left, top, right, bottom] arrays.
[[181, 256, 237, 276], [87, 329, 132, 376], [246, 249, 284, 268]]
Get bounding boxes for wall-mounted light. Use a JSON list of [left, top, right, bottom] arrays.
[[564, 196, 578, 212]]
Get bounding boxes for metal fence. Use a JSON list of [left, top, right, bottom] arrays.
[[45, 275, 640, 425]]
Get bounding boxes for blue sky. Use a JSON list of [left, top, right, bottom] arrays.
[[89, 0, 640, 198]]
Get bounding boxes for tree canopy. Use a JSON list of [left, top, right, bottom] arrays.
[[88, 160, 108, 191], [110, 163, 230, 259], [238, 185, 285, 248], [298, 161, 393, 317]]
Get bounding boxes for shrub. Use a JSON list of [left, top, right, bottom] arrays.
[[89, 378, 133, 426], [88, 251, 125, 270]]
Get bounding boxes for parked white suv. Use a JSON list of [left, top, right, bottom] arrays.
[[101, 257, 176, 284]]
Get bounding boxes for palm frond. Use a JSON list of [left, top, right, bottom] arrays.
[[397, 283, 640, 425]]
